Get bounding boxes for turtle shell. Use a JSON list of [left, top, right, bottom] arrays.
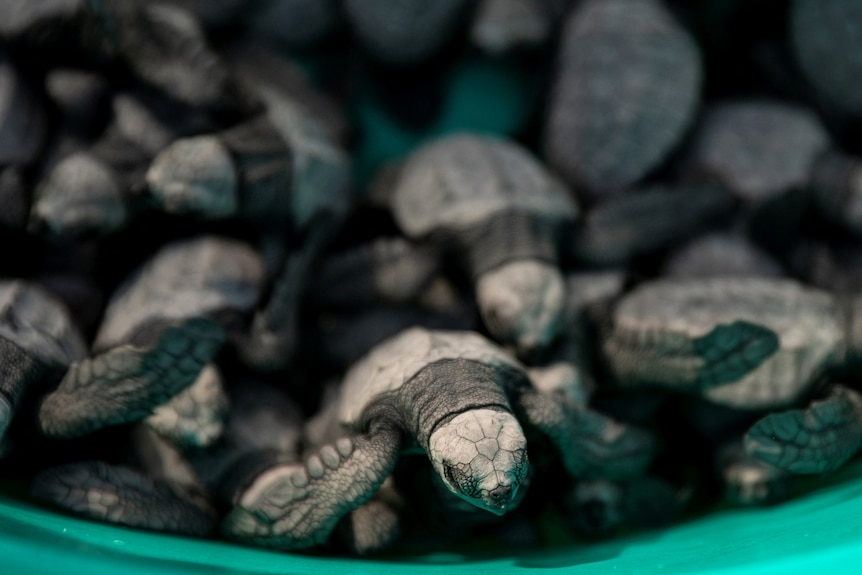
[[334, 327, 523, 426], [684, 101, 830, 203], [603, 278, 842, 410], [0, 280, 86, 368], [545, 0, 701, 196], [390, 133, 577, 239], [94, 236, 264, 351], [791, 0, 862, 117]]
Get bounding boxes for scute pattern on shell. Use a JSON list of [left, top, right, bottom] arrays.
[[685, 101, 829, 202], [391, 133, 577, 238], [336, 328, 524, 425], [545, 0, 701, 194], [605, 278, 842, 409]]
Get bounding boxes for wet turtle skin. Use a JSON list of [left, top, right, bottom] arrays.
[[545, 0, 702, 197]]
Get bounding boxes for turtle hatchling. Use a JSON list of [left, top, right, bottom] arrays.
[[38, 236, 265, 439], [385, 133, 579, 357], [545, 0, 702, 197], [222, 327, 654, 551], [602, 277, 862, 475]]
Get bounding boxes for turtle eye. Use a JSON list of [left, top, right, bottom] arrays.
[[443, 463, 480, 498]]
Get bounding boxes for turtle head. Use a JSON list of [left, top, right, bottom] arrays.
[[476, 260, 565, 359], [427, 409, 528, 515]]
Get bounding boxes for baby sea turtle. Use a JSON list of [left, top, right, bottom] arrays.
[[38, 236, 264, 439], [385, 133, 579, 357], [545, 0, 702, 197], [0, 281, 87, 445], [601, 277, 862, 477], [221, 327, 654, 550], [791, 0, 862, 118]]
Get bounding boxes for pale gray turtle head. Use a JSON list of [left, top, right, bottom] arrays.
[[31, 152, 127, 237], [476, 260, 565, 357], [791, 0, 862, 117], [146, 135, 238, 219], [427, 409, 528, 515], [545, 0, 702, 196], [683, 100, 830, 204]]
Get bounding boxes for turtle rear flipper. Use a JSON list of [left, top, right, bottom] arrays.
[[744, 385, 862, 474], [517, 388, 656, 481], [694, 320, 779, 389], [222, 424, 401, 550], [30, 460, 216, 536], [38, 317, 225, 439]]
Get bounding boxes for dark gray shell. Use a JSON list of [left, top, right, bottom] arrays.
[[791, 0, 862, 117], [0, 280, 86, 368], [545, 0, 701, 195], [94, 236, 264, 351], [604, 278, 841, 409], [333, 327, 524, 426], [344, 0, 472, 65], [684, 101, 829, 203], [391, 133, 577, 238]]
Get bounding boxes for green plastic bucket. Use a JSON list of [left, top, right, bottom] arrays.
[[2, 459, 862, 574]]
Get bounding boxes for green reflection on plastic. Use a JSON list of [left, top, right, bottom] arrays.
[[3, 460, 862, 574]]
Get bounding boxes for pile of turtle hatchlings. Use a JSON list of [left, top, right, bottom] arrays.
[[2, 0, 862, 556]]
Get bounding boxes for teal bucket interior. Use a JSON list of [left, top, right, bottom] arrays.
[[2, 459, 862, 574]]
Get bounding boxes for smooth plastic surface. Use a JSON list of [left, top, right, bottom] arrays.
[[2, 461, 862, 574]]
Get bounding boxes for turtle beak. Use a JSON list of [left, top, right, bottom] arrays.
[[484, 483, 519, 515]]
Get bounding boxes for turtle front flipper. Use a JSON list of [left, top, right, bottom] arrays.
[[223, 424, 402, 550], [30, 460, 216, 536], [693, 320, 780, 389], [38, 318, 225, 439], [516, 385, 656, 481], [744, 384, 862, 474]]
